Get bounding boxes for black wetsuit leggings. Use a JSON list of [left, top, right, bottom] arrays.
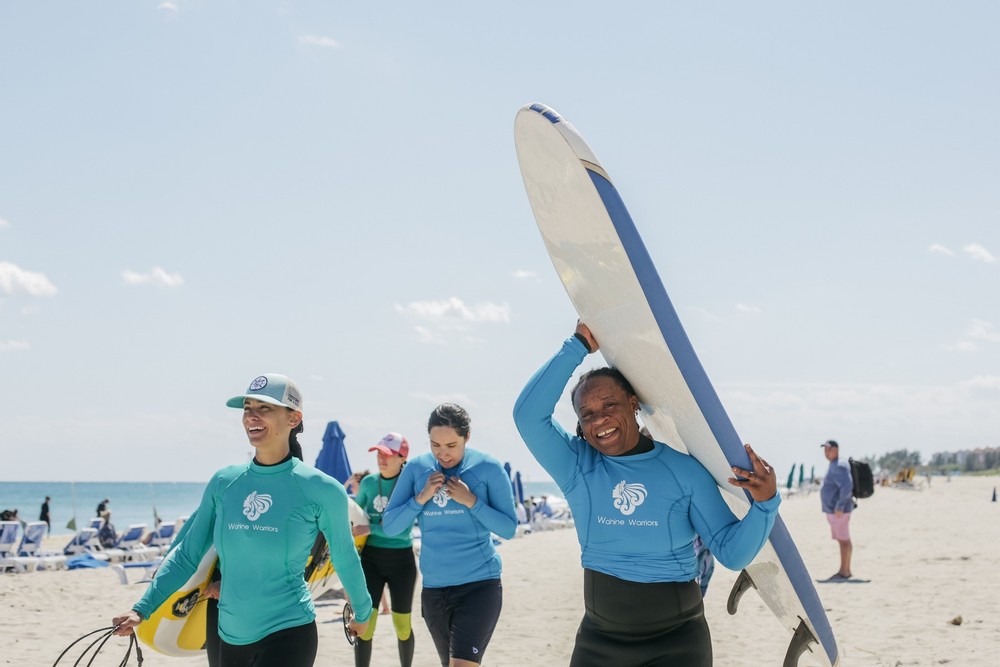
[[570, 569, 712, 667], [219, 621, 318, 667], [361, 544, 418, 613]]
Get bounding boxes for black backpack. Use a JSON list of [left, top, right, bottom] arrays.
[[849, 458, 875, 500]]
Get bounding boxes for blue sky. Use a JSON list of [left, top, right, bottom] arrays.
[[2, 2, 997, 483]]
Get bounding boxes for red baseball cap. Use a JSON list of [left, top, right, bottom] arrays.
[[369, 432, 409, 458]]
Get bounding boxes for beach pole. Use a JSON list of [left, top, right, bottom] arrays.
[[66, 481, 78, 530]]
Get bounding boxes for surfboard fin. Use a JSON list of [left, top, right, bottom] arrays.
[[783, 618, 819, 667], [726, 568, 757, 615]]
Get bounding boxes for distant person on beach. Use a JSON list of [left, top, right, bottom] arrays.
[[112, 373, 371, 666], [346, 470, 371, 497], [351, 432, 419, 667], [383, 403, 518, 667], [514, 323, 780, 667], [820, 439, 855, 580], [96, 498, 109, 518], [40, 496, 51, 534], [98, 511, 118, 548]]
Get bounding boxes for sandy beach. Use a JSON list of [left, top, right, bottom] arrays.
[[3, 475, 998, 666]]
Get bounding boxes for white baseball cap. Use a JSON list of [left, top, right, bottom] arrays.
[[369, 432, 409, 458], [226, 374, 303, 411]]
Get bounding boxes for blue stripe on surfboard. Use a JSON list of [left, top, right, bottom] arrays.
[[529, 103, 563, 124], [587, 168, 839, 666]]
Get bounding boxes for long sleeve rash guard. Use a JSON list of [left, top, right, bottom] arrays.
[[133, 457, 372, 644], [513, 336, 780, 583], [355, 473, 413, 549], [381, 449, 517, 588], [820, 459, 854, 514]]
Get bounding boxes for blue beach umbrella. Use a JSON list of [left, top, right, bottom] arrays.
[[798, 463, 805, 488], [785, 465, 795, 490], [315, 421, 352, 484], [513, 471, 525, 507]]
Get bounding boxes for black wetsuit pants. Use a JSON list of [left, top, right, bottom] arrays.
[[570, 569, 712, 667], [219, 621, 318, 666]]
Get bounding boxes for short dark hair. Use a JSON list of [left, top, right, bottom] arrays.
[[570, 367, 638, 408], [428, 403, 471, 438]]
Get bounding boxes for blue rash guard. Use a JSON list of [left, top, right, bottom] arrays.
[[821, 459, 854, 514], [513, 336, 781, 583], [133, 457, 373, 644], [381, 449, 517, 588]]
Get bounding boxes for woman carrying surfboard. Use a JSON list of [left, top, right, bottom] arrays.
[[381, 403, 518, 667], [513, 325, 780, 666], [351, 432, 419, 667], [112, 373, 372, 666]]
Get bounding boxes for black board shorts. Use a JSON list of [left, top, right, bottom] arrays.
[[421, 578, 502, 665], [570, 569, 711, 667]]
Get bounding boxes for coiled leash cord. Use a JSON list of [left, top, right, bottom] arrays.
[[53, 625, 144, 667]]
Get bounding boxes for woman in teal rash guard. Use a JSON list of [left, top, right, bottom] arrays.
[[513, 324, 780, 667], [381, 403, 518, 667], [112, 373, 372, 666], [351, 432, 419, 667]]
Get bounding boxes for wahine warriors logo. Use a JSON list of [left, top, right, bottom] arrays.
[[611, 480, 648, 516], [243, 491, 273, 521]]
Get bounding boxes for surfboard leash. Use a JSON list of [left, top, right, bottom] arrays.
[[52, 624, 144, 667]]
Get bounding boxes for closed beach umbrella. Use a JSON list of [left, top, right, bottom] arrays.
[[315, 421, 352, 484], [514, 471, 525, 506], [786, 465, 795, 490], [798, 463, 805, 488]]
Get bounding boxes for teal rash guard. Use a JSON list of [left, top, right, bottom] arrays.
[[381, 449, 517, 588], [355, 473, 413, 549], [133, 457, 372, 644], [513, 336, 780, 583]]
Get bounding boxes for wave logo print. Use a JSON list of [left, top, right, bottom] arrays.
[[432, 487, 450, 508], [373, 495, 389, 513], [611, 480, 647, 516], [243, 491, 273, 521]]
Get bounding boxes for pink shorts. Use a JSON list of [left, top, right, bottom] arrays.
[[826, 512, 852, 541]]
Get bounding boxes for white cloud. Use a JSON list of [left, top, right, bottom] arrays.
[[735, 303, 762, 315], [0, 216, 10, 229], [963, 243, 996, 263], [967, 319, 1000, 343], [0, 262, 58, 296], [943, 340, 978, 353], [122, 267, 185, 287], [299, 35, 340, 48], [158, 1, 178, 13], [395, 297, 510, 345], [0, 339, 30, 352], [512, 270, 537, 280], [395, 297, 510, 323], [928, 243, 954, 256]]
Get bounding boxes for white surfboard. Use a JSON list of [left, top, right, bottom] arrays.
[[515, 103, 839, 667]]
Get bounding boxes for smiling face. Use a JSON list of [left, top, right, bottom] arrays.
[[573, 375, 641, 457], [429, 425, 468, 469], [242, 398, 301, 453]]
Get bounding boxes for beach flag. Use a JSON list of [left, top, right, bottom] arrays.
[[66, 516, 76, 530]]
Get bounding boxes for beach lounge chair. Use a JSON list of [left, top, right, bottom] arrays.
[[146, 520, 179, 553], [3, 521, 67, 572], [63, 527, 99, 555], [16, 521, 47, 557], [0, 521, 21, 570], [116, 524, 159, 561]]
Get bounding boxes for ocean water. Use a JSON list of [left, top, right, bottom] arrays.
[[0, 479, 563, 537]]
